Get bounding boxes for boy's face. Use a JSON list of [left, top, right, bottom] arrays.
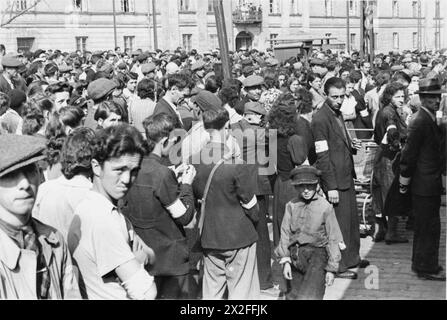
[[93, 153, 141, 203], [296, 183, 318, 201], [0, 164, 39, 218]]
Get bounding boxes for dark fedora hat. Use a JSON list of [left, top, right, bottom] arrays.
[[416, 78, 447, 95]]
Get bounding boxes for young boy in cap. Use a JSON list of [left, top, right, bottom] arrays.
[[0, 134, 81, 299], [275, 165, 344, 300]]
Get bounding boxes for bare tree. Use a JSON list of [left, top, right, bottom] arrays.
[[1, 0, 42, 28]]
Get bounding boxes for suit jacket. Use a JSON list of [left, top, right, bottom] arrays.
[[0, 74, 27, 94], [153, 98, 183, 129], [400, 108, 444, 197], [311, 102, 357, 192]]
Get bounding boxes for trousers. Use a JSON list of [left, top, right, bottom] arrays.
[[202, 243, 260, 300]]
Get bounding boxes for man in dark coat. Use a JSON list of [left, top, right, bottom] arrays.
[[153, 73, 192, 129], [399, 78, 446, 281], [311, 77, 369, 280]]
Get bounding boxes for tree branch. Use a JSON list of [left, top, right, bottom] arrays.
[[1, 0, 42, 28]]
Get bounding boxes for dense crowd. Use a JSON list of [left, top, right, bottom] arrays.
[[0, 42, 446, 300]]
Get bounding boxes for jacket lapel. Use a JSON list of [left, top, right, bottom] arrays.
[[323, 104, 352, 150]]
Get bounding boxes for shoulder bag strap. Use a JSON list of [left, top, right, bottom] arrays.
[[197, 159, 225, 236]]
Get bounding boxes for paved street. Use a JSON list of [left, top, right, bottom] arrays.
[[261, 196, 446, 300]]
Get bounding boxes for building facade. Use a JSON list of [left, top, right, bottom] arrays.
[[0, 0, 445, 54]]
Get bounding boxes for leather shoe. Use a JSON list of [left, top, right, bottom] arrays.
[[336, 271, 358, 280]]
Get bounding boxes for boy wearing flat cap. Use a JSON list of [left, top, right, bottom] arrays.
[[275, 165, 344, 300], [0, 134, 81, 299]]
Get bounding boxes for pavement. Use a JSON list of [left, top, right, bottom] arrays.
[[260, 196, 446, 300]]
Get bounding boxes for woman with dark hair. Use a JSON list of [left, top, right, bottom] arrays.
[[33, 127, 96, 240], [286, 77, 301, 99], [259, 70, 282, 113], [128, 79, 158, 136], [306, 73, 325, 111], [268, 97, 309, 294], [94, 100, 123, 129], [371, 82, 408, 243]]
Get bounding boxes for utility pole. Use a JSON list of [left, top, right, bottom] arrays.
[[112, 0, 118, 49], [346, 0, 350, 53], [152, 0, 158, 49], [213, 0, 231, 80], [359, 0, 365, 60], [417, 0, 422, 51]]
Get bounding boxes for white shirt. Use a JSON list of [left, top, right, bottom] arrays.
[[32, 175, 92, 241], [68, 191, 140, 300], [224, 104, 244, 125]]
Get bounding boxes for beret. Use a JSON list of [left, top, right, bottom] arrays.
[[290, 165, 321, 185], [8, 89, 27, 110], [243, 75, 264, 88], [2, 56, 22, 68], [191, 60, 206, 71], [193, 90, 222, 112], [87, 78, 117, 101], [244, 101, 266, 116], [0, 134, 47, 178], [141, 62, 156, 74]]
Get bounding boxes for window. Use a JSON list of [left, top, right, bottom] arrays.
[[179, 0, 191, 11], [392, 1, 399, 17], [393, 33, 399, 49], [269, 0, 280, 14], [350, 33, 356, 50], [182, 34, 192, 51], [349, 0, 357, 16], [412, 1, 418, 18], [76, 37, 87, 52], [17, 37, 34, 53], [413, 32, 418, 48], [15, 0, 28, 10], [290, 0, 300, 15], [73, 0, 87, 11], [208, 0, 214, 13], [270, 33, 278, 48], [121, 0, 135, 13], [209, 34, 218, 50], [124, 36, 135, 52], [325, 0, 333, 17]]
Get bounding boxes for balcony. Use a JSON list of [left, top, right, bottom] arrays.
[[233, 6, 262, 25]]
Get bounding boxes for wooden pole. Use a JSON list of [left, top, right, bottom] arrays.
[[346, 0, 350, 53], [152, 0, 158, 49], [112, 0, 118, 49], [213, 0, 231, 80], [359, 0, 364, 60]]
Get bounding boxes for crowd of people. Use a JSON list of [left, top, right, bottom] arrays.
[[0, 41, 446, 300]]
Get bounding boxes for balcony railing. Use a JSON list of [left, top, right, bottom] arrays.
[[233, 7, 262, 24]]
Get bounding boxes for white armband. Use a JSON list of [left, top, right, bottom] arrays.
[[360, 109, 369, 117], [241, 195, 257, 210], [279, 257, 292, 265], [166, 199, 187, 219], [386, 125, 397, 132], [399, 175, 411, 186], [121, 267, 156, 300], [339, 242, 346, 251], [315, 140, 329, 154]]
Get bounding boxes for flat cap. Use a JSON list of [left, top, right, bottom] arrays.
[[117, 62, 128, 70], [310, 58, 327, 67], [191, 60, 206, 71], [44, 63, 59, 75], [131, 50, 141, 57], [243, 75, 264, 88], [193, 90, 222, 112], [402, 57, 412, 63], [0, 134, 47, 178], [266, 58, 279, 67], [87, 78, 117, 101], [244, 101, 266, 116], [2, 56, 22, 68], [33, 49, 46, 59], [92, 50, 105, 57], [59, 65, 73, 73], [136, 53, 148, 63], [290, 165, 321, 185], [141, 62, 156, 74]]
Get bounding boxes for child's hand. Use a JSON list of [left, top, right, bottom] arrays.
[[325, 272, 335, 286], [283, 263, 293, 280]]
